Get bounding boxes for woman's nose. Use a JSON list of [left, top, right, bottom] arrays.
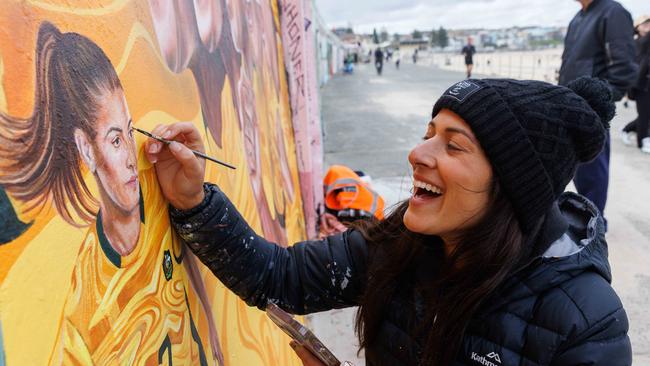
[[408, 140, 437, 169]]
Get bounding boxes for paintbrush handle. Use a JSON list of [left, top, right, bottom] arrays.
[[191, 149, 237, 170]]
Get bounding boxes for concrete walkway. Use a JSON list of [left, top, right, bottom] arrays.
[[307, 61, 650, 364]]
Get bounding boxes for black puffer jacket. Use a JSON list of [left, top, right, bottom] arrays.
[[559, 0, 637, 101], [171, 184, 632, 365]]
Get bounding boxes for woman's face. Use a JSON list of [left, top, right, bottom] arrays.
[[87, 89, 139, 215], [404, 109, 493, 240]]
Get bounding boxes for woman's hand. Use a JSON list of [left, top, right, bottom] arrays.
[[144, 122, 206, 210]]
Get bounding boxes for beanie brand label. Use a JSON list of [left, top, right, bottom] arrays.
[[444, 81, 482, 102]]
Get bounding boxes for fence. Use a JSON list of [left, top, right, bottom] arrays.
[[420, 48, 564, 83]]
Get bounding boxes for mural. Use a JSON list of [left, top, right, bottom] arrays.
[[0, 1, 308, 365]]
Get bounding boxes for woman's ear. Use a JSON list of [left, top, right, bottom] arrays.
[[74, 129, 96, 173]]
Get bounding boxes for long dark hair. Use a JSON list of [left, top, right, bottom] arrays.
[[353, 180, 538, 365], [0, 22, 122, 226]]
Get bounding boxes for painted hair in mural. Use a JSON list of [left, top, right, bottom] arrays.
[[0, 22, 123, 227]]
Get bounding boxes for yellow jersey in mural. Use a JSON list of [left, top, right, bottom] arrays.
[[49, 169, 211, 365]]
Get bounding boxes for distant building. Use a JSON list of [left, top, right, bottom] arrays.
[[443, 26, 566, 52], [398, 34, 430, 55]]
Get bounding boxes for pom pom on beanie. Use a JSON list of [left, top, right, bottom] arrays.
[[567, 76, 615, 128]]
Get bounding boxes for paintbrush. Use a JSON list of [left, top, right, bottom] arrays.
[[132, 126, 236, 170]]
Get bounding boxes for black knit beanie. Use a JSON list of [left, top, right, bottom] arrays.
[[431, 77, 615, 233]]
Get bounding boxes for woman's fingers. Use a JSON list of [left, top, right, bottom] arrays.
[[144, 124, 168, 163], [144, 122, 203, 164], [167, 141, 204, 181], [150, 123, 169, 138], [162, 122, 205, 152], [290, 341, 325, 366]]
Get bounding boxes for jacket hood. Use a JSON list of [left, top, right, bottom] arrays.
[[482, 192, 611, 313], [550, 192, 611, 281]]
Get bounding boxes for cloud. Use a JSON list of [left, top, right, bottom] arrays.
[[315, 0, 648, 33]]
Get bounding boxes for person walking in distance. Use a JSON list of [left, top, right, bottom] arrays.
[[374, 48, 384, 76], [462, 37, 476, 78], [394, 48, 401, 69], [621, 16, 650, 153], [558, 0, 637, 228]]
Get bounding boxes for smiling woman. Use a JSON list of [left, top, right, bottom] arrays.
[[154, 76, 632, 365]]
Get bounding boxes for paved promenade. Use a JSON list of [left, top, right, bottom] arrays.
[[307, 61, 650, 364]]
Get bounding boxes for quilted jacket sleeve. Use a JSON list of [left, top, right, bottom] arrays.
[[550, 282, 632, 365], [169, 183, 369, 315]]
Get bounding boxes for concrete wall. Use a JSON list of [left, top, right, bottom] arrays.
[[0, 1, 314, 364]]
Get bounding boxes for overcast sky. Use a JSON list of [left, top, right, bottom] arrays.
[[314, 0, 648, 33]]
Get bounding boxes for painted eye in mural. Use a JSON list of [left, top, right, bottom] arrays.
[[112, 136, 121, 148]]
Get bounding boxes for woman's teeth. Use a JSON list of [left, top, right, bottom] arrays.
[[413, 180, 442, 195]]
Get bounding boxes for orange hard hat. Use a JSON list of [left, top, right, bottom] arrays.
[[323, 165, 385, 220]]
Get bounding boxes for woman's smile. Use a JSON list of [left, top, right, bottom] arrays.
[[410, 177, 444, 205]]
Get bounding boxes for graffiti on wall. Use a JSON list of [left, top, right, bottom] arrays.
[[0, 1, 306, 365], [279, 0, 324, 239]]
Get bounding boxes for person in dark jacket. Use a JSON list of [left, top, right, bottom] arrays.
[[461, 37, 476, 78], [621, 16, 650, 153], [375, 48, 384, 76], [144, 77, 631, 365], [558, 0, 638, 228]]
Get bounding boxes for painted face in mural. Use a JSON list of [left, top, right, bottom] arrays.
[[75, 89, 140, 215]]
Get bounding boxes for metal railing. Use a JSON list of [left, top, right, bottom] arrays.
[[420, 48, 564, 82]]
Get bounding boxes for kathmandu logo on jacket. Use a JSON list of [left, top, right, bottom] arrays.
[[470, 351, 502, 366]]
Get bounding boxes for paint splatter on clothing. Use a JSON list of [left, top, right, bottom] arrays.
[[170, 183, 369, 315]]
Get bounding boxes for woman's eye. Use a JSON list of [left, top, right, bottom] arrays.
[[447, 142, 462, 151], [112, 137, 121, 147]]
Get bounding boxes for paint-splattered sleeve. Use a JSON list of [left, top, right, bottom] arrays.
[[170, 183, 369, 315]]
